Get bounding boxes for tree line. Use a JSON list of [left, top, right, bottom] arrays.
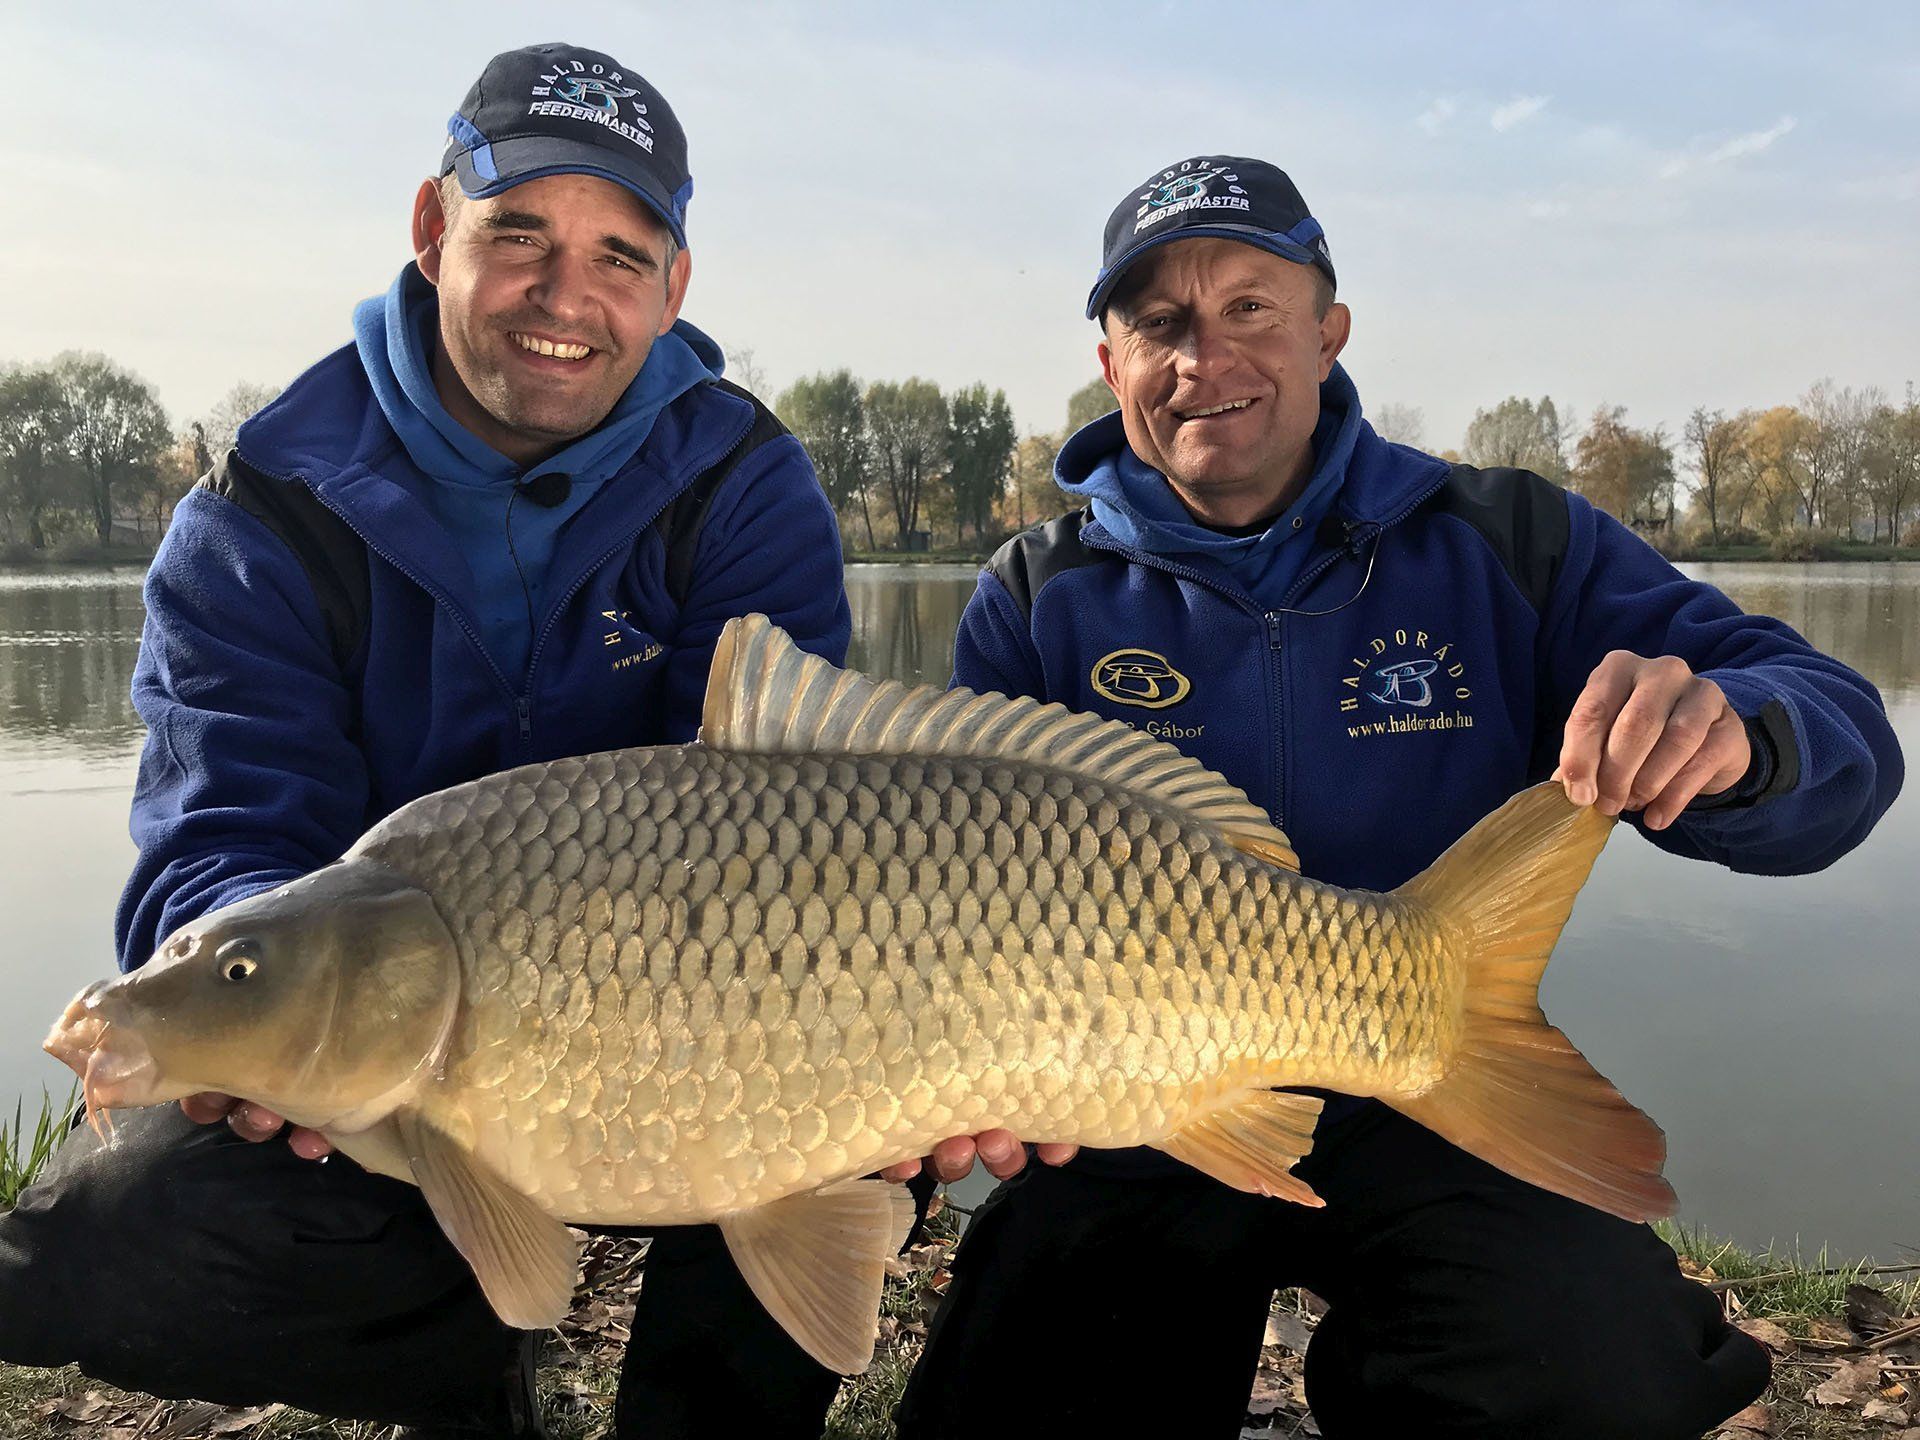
[[5, 349, 1916, 560], [0, 354, 275, 556], [1442, 384, 1920, 548], [774, 372, 1019, 551]]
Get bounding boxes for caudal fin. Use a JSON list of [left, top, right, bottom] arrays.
[[1389, 783, 1675, 1222]]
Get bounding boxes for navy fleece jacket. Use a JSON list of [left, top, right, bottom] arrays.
[[118, 288, 847, 970]]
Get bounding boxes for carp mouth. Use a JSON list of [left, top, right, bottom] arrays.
[[44, 981, 163, 1139]]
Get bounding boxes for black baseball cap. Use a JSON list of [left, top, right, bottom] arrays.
[[441, 43, 693, 250], [1086, 155, 1335, 320]]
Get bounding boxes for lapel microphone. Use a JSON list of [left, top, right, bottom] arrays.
[[515, 472, 572, 508]]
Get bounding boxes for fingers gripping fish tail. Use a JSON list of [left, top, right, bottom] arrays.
[[1390, 783, 1676, 1223]]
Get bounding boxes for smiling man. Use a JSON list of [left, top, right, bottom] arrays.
[[0, 43, 851, 1440], [890, 156, 1902, 1439]]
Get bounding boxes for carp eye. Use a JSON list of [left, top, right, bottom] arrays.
[[215, 940, 260, 982]]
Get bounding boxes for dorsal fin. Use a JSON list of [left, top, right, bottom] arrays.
[[701, 614, 1299, 872]]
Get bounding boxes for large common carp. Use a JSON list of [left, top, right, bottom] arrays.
[[46, 614, 1672, 1373]]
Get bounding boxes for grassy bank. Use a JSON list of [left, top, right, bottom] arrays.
[[4, 1096, 1916, 1439]]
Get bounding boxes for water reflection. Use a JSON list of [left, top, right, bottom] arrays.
[[845, 563, 979, 689], [1678, 561, 1920, 700], [0, 568, 147, 757]]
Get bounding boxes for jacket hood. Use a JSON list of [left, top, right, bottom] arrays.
[[1055, 363, 1450, 558]]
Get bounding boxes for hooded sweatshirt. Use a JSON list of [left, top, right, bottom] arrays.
[[352, 263, 720, 677], [1058, 363, 1364, 607]]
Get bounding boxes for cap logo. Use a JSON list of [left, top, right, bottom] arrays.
[[528, 60, 656, 154], [1134, 161, 1250, 234]]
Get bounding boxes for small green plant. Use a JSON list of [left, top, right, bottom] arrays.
[[0, 1086, 77, 1211]]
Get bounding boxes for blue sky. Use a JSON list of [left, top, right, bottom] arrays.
[[2, 1, 1914, 457]]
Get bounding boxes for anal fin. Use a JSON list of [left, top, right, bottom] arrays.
[[396, 1110, 578, 1330], [720, 1179, 915, 1375], [1152, 1090, 1325, 1205]]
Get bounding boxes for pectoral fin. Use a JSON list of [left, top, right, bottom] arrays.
[[396, 1110, 578, 1330], [719, 1179, 916, 1375], [1153, 1090, 1326, 1206]]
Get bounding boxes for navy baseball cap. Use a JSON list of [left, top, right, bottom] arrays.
[[441, 43, 693, 250], [1086, 156, 1335, 320]]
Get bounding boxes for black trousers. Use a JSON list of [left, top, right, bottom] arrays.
[[895, 1104, 1771, 1440], [0, 1105, 846, 1436]]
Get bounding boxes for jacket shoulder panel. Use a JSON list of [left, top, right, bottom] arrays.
[[198, 451, 369, 667], [658, 378, 795, 607], [1421, 464, 1571, 614], [986, 509, 1102, 624]]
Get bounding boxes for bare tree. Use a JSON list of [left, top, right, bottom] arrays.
[[864, 379, 948, 548], [725, 347, 769, 399], [1461, 396, 1570, 480], [1683, 406, 1747, 541], [1371, 403, 1425, 448], [198, 381, 283, 464]]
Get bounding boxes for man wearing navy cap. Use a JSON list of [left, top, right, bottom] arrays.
[[0, 43, 856, 1440], [889, 156, 1900, 1437]]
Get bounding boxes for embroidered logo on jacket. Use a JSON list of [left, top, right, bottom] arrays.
[[1339, 629, 1474, 738], [529, 61, 655, 152], [1091, 649, 1193, 709]]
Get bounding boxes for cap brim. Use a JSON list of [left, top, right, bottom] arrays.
[[450, 135, 688, 250], [1085, 225, 1334, 320]]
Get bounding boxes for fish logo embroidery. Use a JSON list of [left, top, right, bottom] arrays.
[[1369, 658, 1439, 708], [1339, 628, 1476, 738], [1091, 649, 1193, 709], [1134, 160, 1251, 233]]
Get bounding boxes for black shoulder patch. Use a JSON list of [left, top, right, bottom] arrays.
[[1423, 465, 1571, 614], [985, 509, 1100, 624], [198, 453, 369, 668], [659, 378, 794, 608]]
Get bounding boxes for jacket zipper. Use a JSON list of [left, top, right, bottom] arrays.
[[1076, 532, 1292, 827]]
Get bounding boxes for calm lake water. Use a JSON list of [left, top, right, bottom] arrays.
[[1, 560, 1914, 1261]]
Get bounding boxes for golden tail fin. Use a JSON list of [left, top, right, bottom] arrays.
[[1388, 783, 1676, 1222]]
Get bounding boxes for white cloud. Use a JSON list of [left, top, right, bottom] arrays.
[[1490, 94, 1551, 132], [1705, 115, 1797, 163], [1416, 96, 1458, 135], [1525, 198, 1572, 221], [1659, 115, 1798, 180]]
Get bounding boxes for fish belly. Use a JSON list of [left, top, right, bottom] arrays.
[[358, 746, 1459, 1224]]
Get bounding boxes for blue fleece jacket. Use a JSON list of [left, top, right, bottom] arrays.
[[117, 300, 848, 971], [352, 264, 721, 677], [955, 370, 1902, 1171], [1069, 363, 1360, 606]]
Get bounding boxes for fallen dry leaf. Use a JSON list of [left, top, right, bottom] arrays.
[[151, 1401, 223, 1438], [1736, 1317, 1795, 1354], [1716, 1401, 1772, 1435], [1245, 1374, 1289, 1418], [208, 1406, 285, 1434], [1264, 1310, 1315, 1355], [1808, 1316, 1855, 1345], [1849, 1283, 1903, 1338], [1807, 1355, 1883, 1408], [1862, 1400, 1913, 1426]]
